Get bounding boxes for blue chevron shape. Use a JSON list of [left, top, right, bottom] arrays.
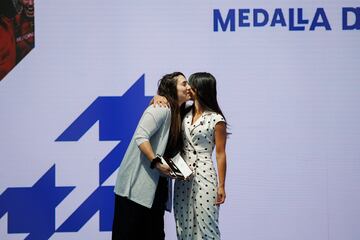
[[0, 165, 74, 240]]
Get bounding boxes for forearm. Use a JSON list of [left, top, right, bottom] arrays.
[[216, 152, 227, 188], [138, 141, 156, 161], [138, 140, 172, 176]]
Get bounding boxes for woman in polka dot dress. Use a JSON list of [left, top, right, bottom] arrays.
[[174, 72, 228, 240]]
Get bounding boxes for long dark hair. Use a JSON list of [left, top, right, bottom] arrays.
[[188, 72, 227, 122], [157, 72, 184, 155]]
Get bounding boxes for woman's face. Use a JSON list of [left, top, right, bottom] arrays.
[[176, 75, 191, 105], [189, 85, 197, 100]]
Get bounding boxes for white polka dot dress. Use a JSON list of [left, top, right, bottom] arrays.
[[174, 111, 225, 240]]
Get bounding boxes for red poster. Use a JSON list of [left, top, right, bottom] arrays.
[[0, 0, 34, 81]]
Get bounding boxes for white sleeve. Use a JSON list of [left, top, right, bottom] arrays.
[[211, 113, 226, 129]]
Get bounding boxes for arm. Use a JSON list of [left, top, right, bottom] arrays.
[[214, 122, 227, 205], [138, 141, 156, 161], [134, 108, 172, 175]]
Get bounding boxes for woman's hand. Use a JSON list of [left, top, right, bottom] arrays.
[[152, 95, 169, 107], [216, 186, 226, 205], [155, 162, 173, 177]]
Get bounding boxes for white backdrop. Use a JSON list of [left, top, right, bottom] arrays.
[[1, 0, 360, 239]]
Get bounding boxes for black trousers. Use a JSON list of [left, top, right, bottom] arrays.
[[112, 177, 168, 240]]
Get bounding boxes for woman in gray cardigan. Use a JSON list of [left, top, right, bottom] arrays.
[[112, 72, 191, 240]]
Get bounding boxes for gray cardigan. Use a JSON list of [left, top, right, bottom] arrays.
[[114, 105, 172, 210]]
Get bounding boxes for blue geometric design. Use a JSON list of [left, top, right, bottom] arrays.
[[56, 74, 152, 185], [0, 74, 153, 237], [0, 165, 74, 240], [56, 186, 114, 232], [55, 74, 152, 232]]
